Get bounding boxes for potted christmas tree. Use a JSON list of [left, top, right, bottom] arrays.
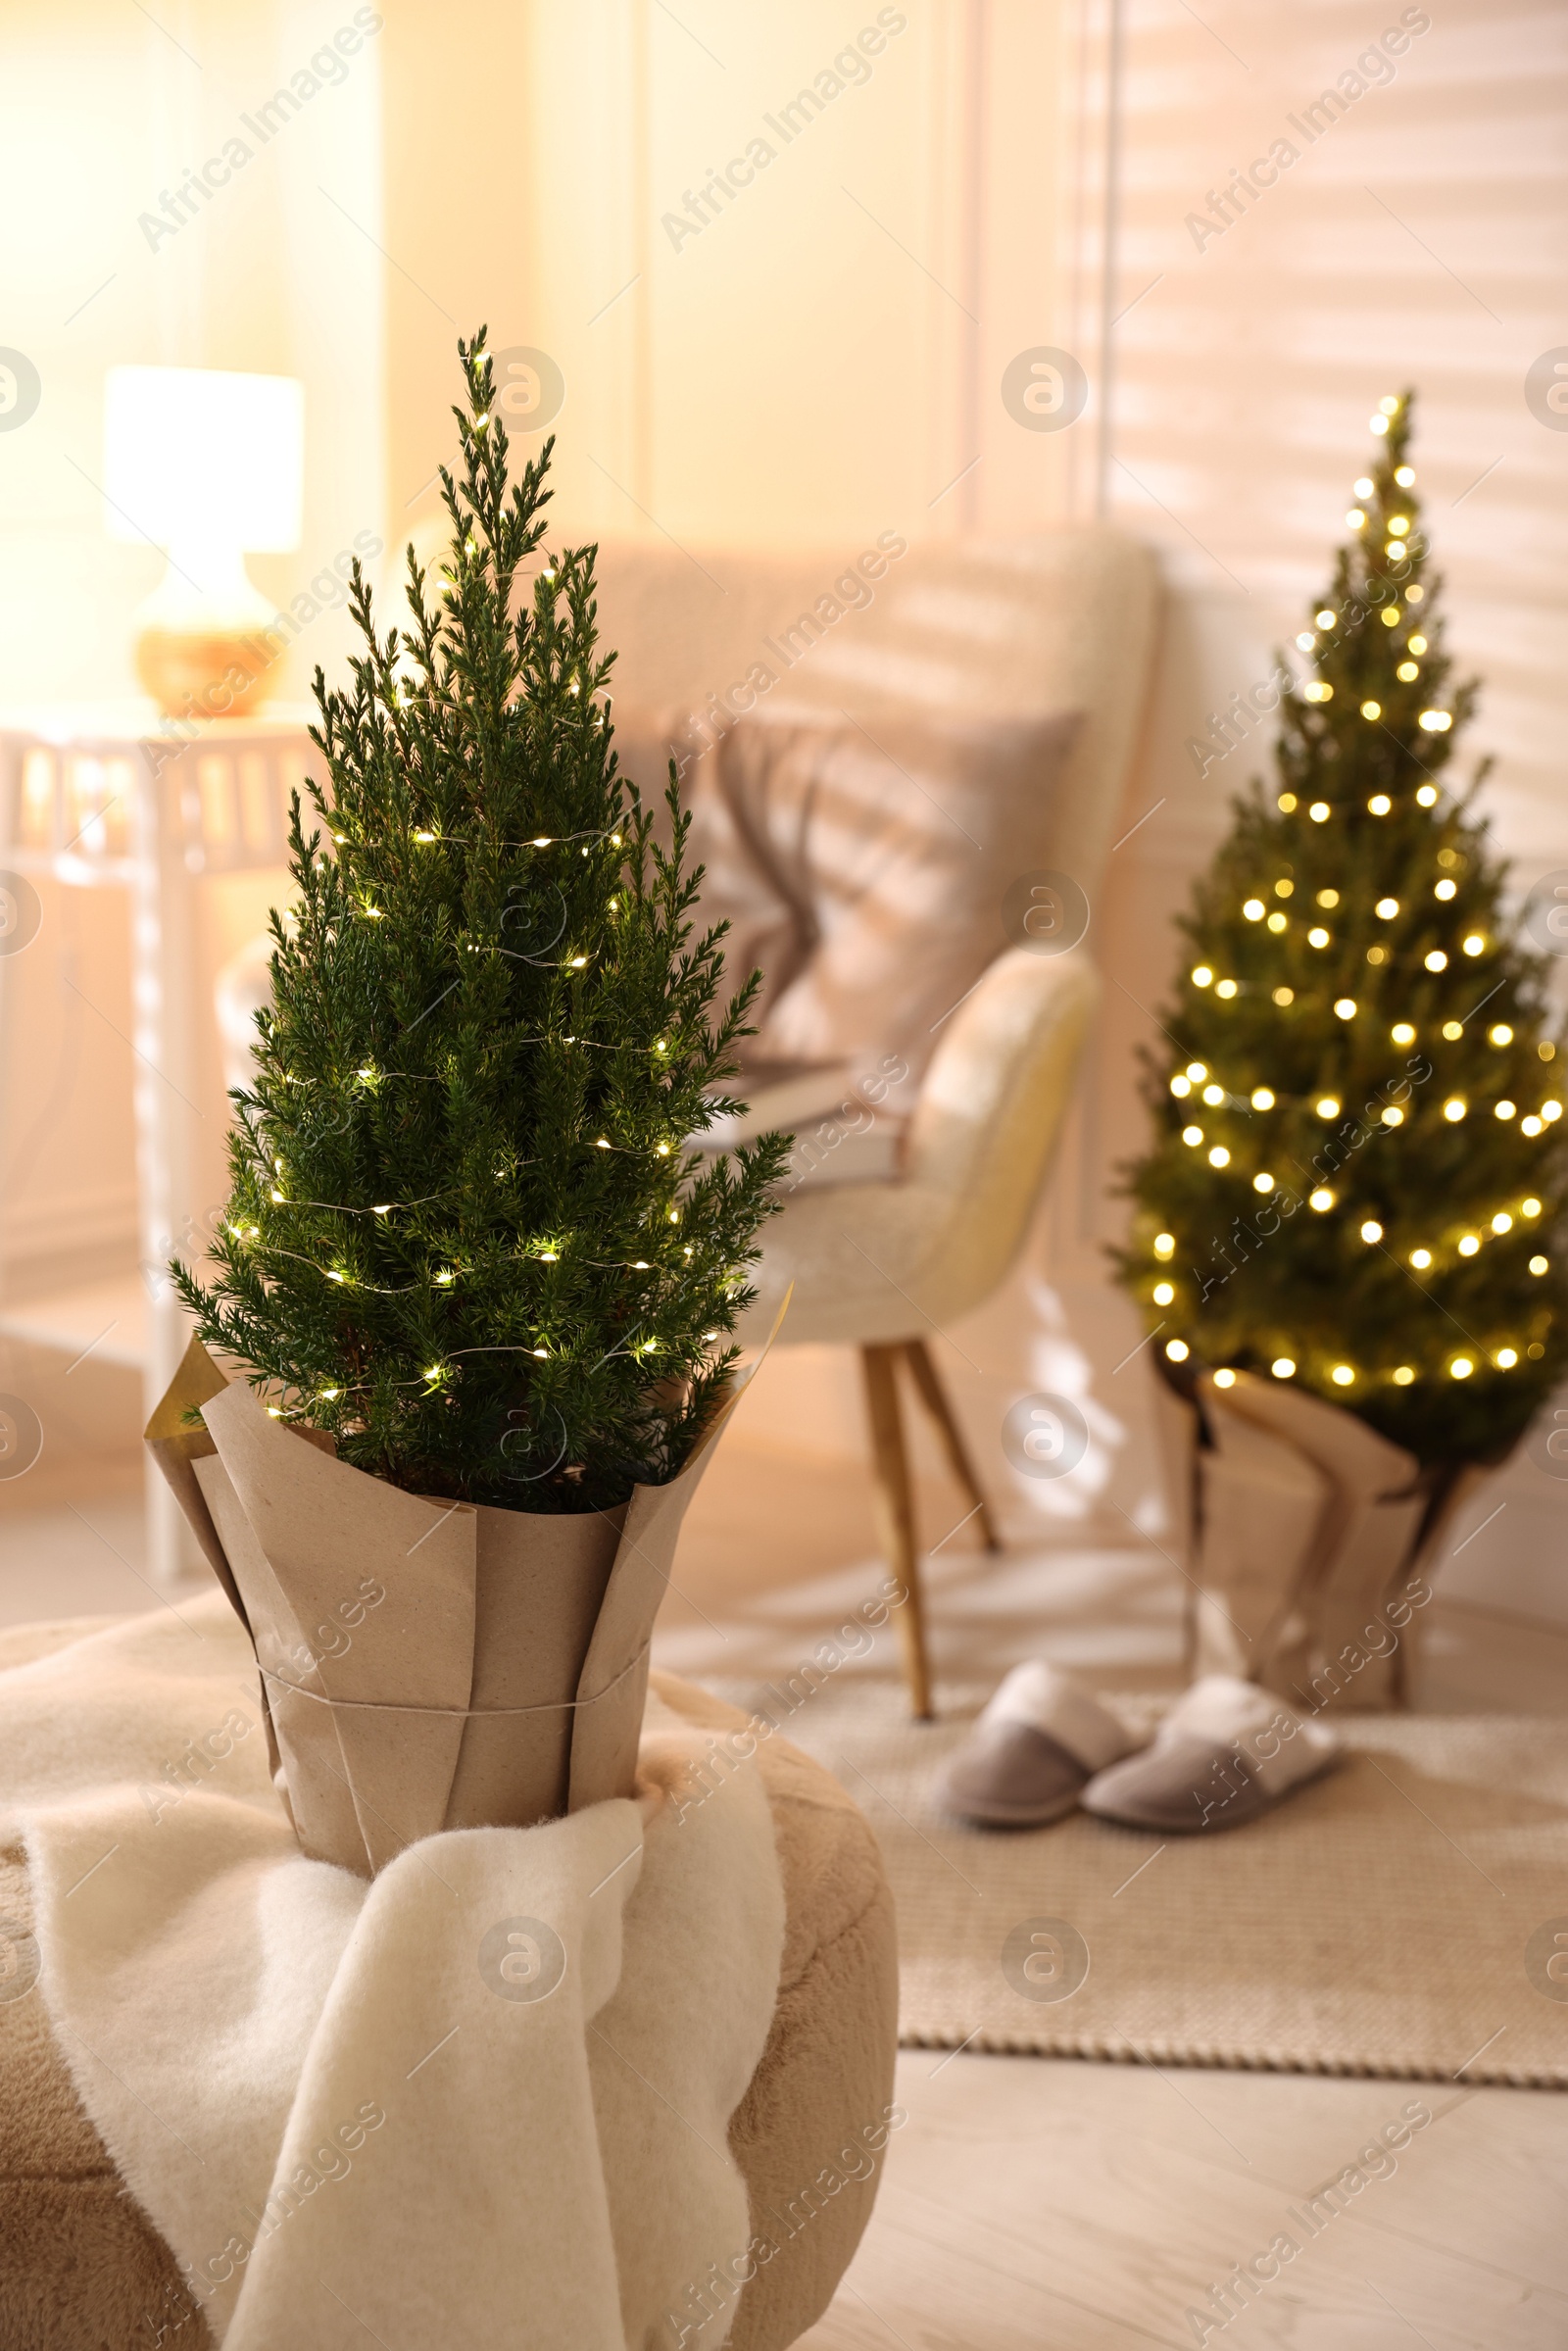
[[147, 331, 786, 1872], [1115, 391, 1567, 1705]]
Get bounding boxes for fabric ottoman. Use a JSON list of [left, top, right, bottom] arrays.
[[0, 1621, 898, 2351]]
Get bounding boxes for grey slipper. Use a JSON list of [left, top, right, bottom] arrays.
[[1081, 1675, 1341, 1835], [939, 1661, 1138, 1830]]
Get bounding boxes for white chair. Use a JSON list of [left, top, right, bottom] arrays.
[[591, 529, 1160, 1715]]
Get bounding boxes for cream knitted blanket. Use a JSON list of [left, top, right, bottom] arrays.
[[0, 1592, 784, 2347]]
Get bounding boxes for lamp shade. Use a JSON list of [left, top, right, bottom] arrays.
[[103, 367, 304, 553]]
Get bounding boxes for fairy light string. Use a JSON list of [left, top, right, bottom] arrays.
[[1114, 391, 1567, 1456]]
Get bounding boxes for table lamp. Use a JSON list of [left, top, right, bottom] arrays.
[[103, 365, 304, 718]]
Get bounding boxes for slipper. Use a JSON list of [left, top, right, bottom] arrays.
[[938, 1660, 1140, 1829], [1080, 1675, 1340, 1835]]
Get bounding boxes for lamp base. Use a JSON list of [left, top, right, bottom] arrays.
[[134, 626, 279, 721]]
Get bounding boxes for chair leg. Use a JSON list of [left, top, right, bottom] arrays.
[[902, 1339, 1004, 1553], [859, 1344, 935, 1721]]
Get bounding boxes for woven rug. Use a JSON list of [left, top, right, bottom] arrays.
[[712, 1675, 1568, 2087]]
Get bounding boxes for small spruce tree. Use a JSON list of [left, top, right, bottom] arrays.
[[175, 330, 786, 1511], [1114, 391, 1568, 1470]]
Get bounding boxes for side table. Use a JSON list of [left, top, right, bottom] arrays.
[[0, 707, 318, 1582]]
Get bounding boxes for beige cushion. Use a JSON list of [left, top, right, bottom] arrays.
[[716, 702, 1081, 1091], [0, 1627, 896, 2351]]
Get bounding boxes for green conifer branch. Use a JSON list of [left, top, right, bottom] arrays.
[[174, 329, 788, 1509], [1112, 392, 1567, 1467]]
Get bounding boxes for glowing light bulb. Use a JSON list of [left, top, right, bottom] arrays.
[[1332, 1364, 1355, 1385], [1153, 1281, 1176, 1305], [1376, 898, 1399, 918], [1182, 1125, 1203, 1147], [1368, 795, 1393, 815], [1296, 632, 1315, 652], [1419, 710, 1452, 732], [1165, 1339, 1190, 1362], [1208, 1146, 1231, 1167], [1273, 986, 1295, 1005], [1410, 1248, 1432, 1269], [1416, 784, 1439, 806], [326, 1269, 345, 1284], [1253, 1171, 1275, 1193], [1216, 979, 1239, 999], [1170, 1075, 1192, 1097], [1408, 634, 1427, 655], [1381, 1105, 1403, 1127], [1347, 509, 1367, 529], [1495, 1101, 1516, 1121], [1315, 1097, 1341, 1118], [1213, 1368, 1237, 1389], [1310, 1188, 1335, 1211], [1153, 1232, 1176, 1258], [1546, 1102, 1564, 1121], [1392, 1023, 1415, 1045], [1335, 999, 1358, 1021], [1202, 1083, 1225, 1105], [1361, 701, 1382, 721], [1531, 1254, 1549, 1275], [1524, 1114, 1545, 1135], [1524, 1198, 1543, 1216], [1278, 793, 1298, 811], [1462, 933, 1485, 956], [1251, 1087, 1275, 1109], [1192, 965, 1213, 987], [532, 1347, 549, 1358], [1457, 1236, 1480, 1256], [1244, 898, 1265, 920], [1302, 682, 1333, 704], [1393, 1365, 1416, 1386], [595, 1137, 611, 1149], [1316, 610, 1336, 627], [1493, 1211, 1513, 1233], [1360, 1220, 1383, 1243], [1442, 1018, 1462, 1040], [1396, 661, 1419, 682], [1186, 1061, 1207, 1081], [1381, 608, 1401, 628], [1267, 911, 1287, 932], [1353, 475, 1375, 496], [1308, 926, 1331, 949], [1272, 1357, 1296, 1378], [1444, 1098, 1467, 1120], [1309, 802, 1331, 822], [1449, 1357, 1473, 1379], [1496, 1348, 1518, 1369], [1425, 950, 1448, 971]]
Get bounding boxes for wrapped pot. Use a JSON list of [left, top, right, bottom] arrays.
[[1151, 1366, 1494, 1709], [146, 1338, 743, 1876]]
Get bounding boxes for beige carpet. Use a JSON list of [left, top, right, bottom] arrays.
[[712, 1677, 1568, 2087]]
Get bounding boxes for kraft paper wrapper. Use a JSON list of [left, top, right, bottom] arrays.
[[145, 1317, 782, 1876]]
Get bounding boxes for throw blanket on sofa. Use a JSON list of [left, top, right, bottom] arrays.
[[0, 1593, 784, 2349]]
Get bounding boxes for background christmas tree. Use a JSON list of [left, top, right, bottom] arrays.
[[176, 330, 786, 1513], [1115, 391, 1568, 1470]]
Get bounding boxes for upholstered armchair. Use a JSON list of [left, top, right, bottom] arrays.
[[591, 528, 1160, 1716]]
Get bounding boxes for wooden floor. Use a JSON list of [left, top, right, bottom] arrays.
[[2, 1364, 1565, 2349], [664, 1438, 1568, 2351]]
